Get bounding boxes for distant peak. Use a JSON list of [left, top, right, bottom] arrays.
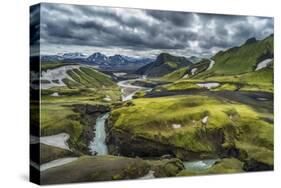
[[245, 37, 257, 45], [156, 53, 177, 62]]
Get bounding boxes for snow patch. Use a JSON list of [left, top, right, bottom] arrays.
[[172, 124, 182, 129], [138, 170, 155, 179], [197, 82, 220, 89], [103, 95, 112, 102], [40, 65, 86, 89], [255, 58, 273, 71], [40, 157, 78, 171], [191, 68, 197, 75], [40, 133, 70, 150], [201, 116, 208, 124], [50, 92, 59, 97], [207, 59, 215, 70], [113, 72, 127, 77]]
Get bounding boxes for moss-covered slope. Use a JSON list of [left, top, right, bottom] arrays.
[[107, 95, 273, 169], [136, 53, 192, 77]]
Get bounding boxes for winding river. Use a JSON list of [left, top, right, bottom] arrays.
[[117, 76, 151, 101], [89, 76, 151, 155]]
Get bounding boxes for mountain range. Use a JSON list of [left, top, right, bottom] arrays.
[[41, 52, 154, 71]]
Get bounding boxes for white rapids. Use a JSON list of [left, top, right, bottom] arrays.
[[89, 113, 110, 155], [183, 159, 219, 171]]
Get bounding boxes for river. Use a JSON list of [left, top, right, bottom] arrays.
[[117, 76, 151, 101], [89, 113, 110, 155], [89, 76, 152, 155], [183, 159, 219, 171]]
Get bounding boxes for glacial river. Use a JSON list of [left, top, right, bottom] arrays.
[[89, 77, 151, 155]]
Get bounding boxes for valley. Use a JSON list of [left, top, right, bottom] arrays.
[[34, 34, 274, 184]]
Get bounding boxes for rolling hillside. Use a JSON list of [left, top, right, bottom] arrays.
[[200, 34, 273, 77], [163, 59, 211, 80], [136, 53, 192, 77], [163, 34, 273, 82]]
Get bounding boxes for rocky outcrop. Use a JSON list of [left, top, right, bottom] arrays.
[[67, 104, 110, 154], [72, 104, 110, 115], [106, 127, 221, 161], [148, 158, 185, 177], [40, 144, 78, 164], [243, 159, 273, 171]]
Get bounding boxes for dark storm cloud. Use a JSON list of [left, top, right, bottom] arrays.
[[145, 10, 195, 27], [30, 4, 40, 46], [40, 3, 274, 57]]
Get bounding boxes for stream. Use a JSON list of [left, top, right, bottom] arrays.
[[89, 76, 152, 155], [183, 159, 220, 171], [117, 76, 151, 101], [40, 75, 221, 173], [89, 113, 110, 155]]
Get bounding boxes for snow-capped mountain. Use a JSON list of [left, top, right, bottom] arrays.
[[86, 53, 154, 70], [86, 52, 108, 64], [41, 52, 154, 70], [41, 55, 64, 62], [62, 52, 87, 59]]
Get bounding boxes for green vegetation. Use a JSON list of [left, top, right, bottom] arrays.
[[65, 67, 115, 89], [41, 62, 77, 71], [41, 155, 150, 184], [39, 34, 274, 180], [40, 102, 90, 153], [159, 80, 201, 91], [160, 35, 273, 93], [163, 67, 189, 81], [158, 67, 273, 93], [40, 65, 121, 154], [203, 35, 273, 75], [108, 95, 273, 165], [136, 53, 192, 77], [148, 158, 184, 177], [162, 59, 210, 81], [40, 144, 77, 164]]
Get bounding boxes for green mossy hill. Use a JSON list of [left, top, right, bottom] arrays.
[[204, 67, 273, 92], [40, 155, 150, 185], [200, 34, 273, 76], [158, 80, 201, 91], [40, 144, 77, 164], [159, 67, 273, 93], [65, 67, 115, 89], [41, 103, 110, 154], [107, 95, 273, 169], [163, 59, 210, 81], [177, 158, 244, 176], [163, 67, 189, 81], [136, 53, 192, 77], [41, 62, 77, 72]]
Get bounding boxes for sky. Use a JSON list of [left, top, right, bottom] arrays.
[[37, 3, 274, 58]]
